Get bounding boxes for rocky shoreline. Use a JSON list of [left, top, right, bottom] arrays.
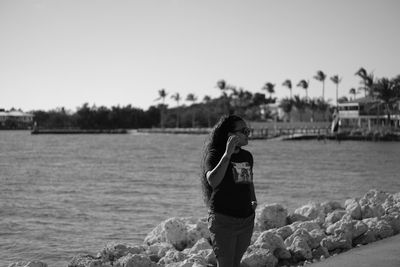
[[9, 189, 400, 267]]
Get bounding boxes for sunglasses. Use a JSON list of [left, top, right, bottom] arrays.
[[233, 127, 251, 136]]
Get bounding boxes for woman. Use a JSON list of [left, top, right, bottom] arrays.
[[200, 115, 257, 267]]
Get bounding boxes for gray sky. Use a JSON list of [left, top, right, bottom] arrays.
[[1, 0, 399, 111]]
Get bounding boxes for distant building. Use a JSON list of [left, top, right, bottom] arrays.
[[338, 96, 400, 129], [0, 110, 34, 129]]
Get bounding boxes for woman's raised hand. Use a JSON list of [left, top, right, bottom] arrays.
[[225, 135, 239, 157]]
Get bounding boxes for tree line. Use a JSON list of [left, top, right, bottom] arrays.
[[26, 67, 400, 129]]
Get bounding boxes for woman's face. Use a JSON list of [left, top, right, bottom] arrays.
[[230, 120, 250, 147]]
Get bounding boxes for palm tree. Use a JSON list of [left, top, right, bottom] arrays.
[[316, 98, 330, 121], [171, 92, 181, 105], [330, 75, 342, 107], [262, 82, 275, 101], [374, 77, 398, 124], [292, 95, 307, 121], [203, 95, 211, 103], [313, 70, 327, 100], [279, 97, 293, 122], [156, 89, 168, 128], [186, 93, 198, 128], [216, 79, 226, 91], [282, 79, 293, 99], [171, 92, 181, 128], [203, 95, 212, 128], [308, 98, 319, 122], [349, 88, 357, 100], [157, 89, 168, 104], [355, 67, 367, 78], [393, 75, 400, 98], [296, 80, 309, 100], [216, 79, 232, 114], [355, 67, 374, 97], [231, 88, 253, 116]]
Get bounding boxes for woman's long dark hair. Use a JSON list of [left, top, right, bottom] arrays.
[[200, 115, 244, 206]]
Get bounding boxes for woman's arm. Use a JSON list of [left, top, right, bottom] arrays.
[[206, 135, 239, 188], [206, 153, 231, 188]]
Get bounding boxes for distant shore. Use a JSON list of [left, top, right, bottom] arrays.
[[136, 128, 211, 135], [8, 125, 397, 141], [135, 127, 400, 142], [30, 128, 128, 134]]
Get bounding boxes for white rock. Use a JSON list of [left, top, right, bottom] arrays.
[[321, 201, 343, 214], [183, 253, 208, 266], [115, 254, 159, 267], [352, 220, 368, 239], [100, 243, 146, 261], [309, 229, 326, 245], [364, 217, 394, 239], [376, 222, 394, 240], [324, 210, 347, 227], [326, 219, 353, 236], [393, 192, 400, 202], [360, 189, 391, 206], [144, 218, 191, 250], [344, 199, 362, 220], [382, 212, 400, 234], [241, 248, 278, 267], [311, 246, 330, 260], [256, 203, 288, 231], [361, 204, 385, 219], [186, 223, 209, 249], [165, 262, 193, 267], [288, 236, 312, 260], [285, 229, 318, 250], [253, 230, 290, 259], [147, 243, 175, 259], [188, 238, 212, 255], [352, 229, 377, 246], [287, 213, 309, 224], [68, 255, 107, 267], [320, 232, 352, 251], [275, 225, 293, 241], [325, 218, 367, 240], [251, 231, 262, 244], [294, 203, 325, 222], [203, 249, 217, 266], [158, 250, 187, 265], [290, 221, 321, 233]]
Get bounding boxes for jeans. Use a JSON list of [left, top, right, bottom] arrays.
[[208, 212, 255, 267]]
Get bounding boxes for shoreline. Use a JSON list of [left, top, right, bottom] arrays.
[[9, 189, 400, 267], [3, 126, 400, 141]]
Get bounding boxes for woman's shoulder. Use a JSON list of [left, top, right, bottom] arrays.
[[240, 148, 252, 154], [239, 148, 253, 159]]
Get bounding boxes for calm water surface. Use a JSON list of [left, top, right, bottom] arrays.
[[1, 131, 400, 266]]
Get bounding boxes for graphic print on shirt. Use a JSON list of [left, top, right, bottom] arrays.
[[231, 162, 253, 184]]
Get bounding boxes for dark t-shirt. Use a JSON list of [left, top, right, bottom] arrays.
[[205, 148, 254, 218]]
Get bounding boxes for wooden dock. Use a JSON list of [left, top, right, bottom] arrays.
[[249, 127, 330, 140], [136, 128, 211, 135]]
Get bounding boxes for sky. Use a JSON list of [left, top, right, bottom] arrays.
[[1, 0, 400, 112]]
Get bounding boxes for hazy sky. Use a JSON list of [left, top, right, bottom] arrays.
[[1, 0, 399, 112]]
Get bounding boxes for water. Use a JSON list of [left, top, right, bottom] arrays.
[[1, 131, 400, 266]]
